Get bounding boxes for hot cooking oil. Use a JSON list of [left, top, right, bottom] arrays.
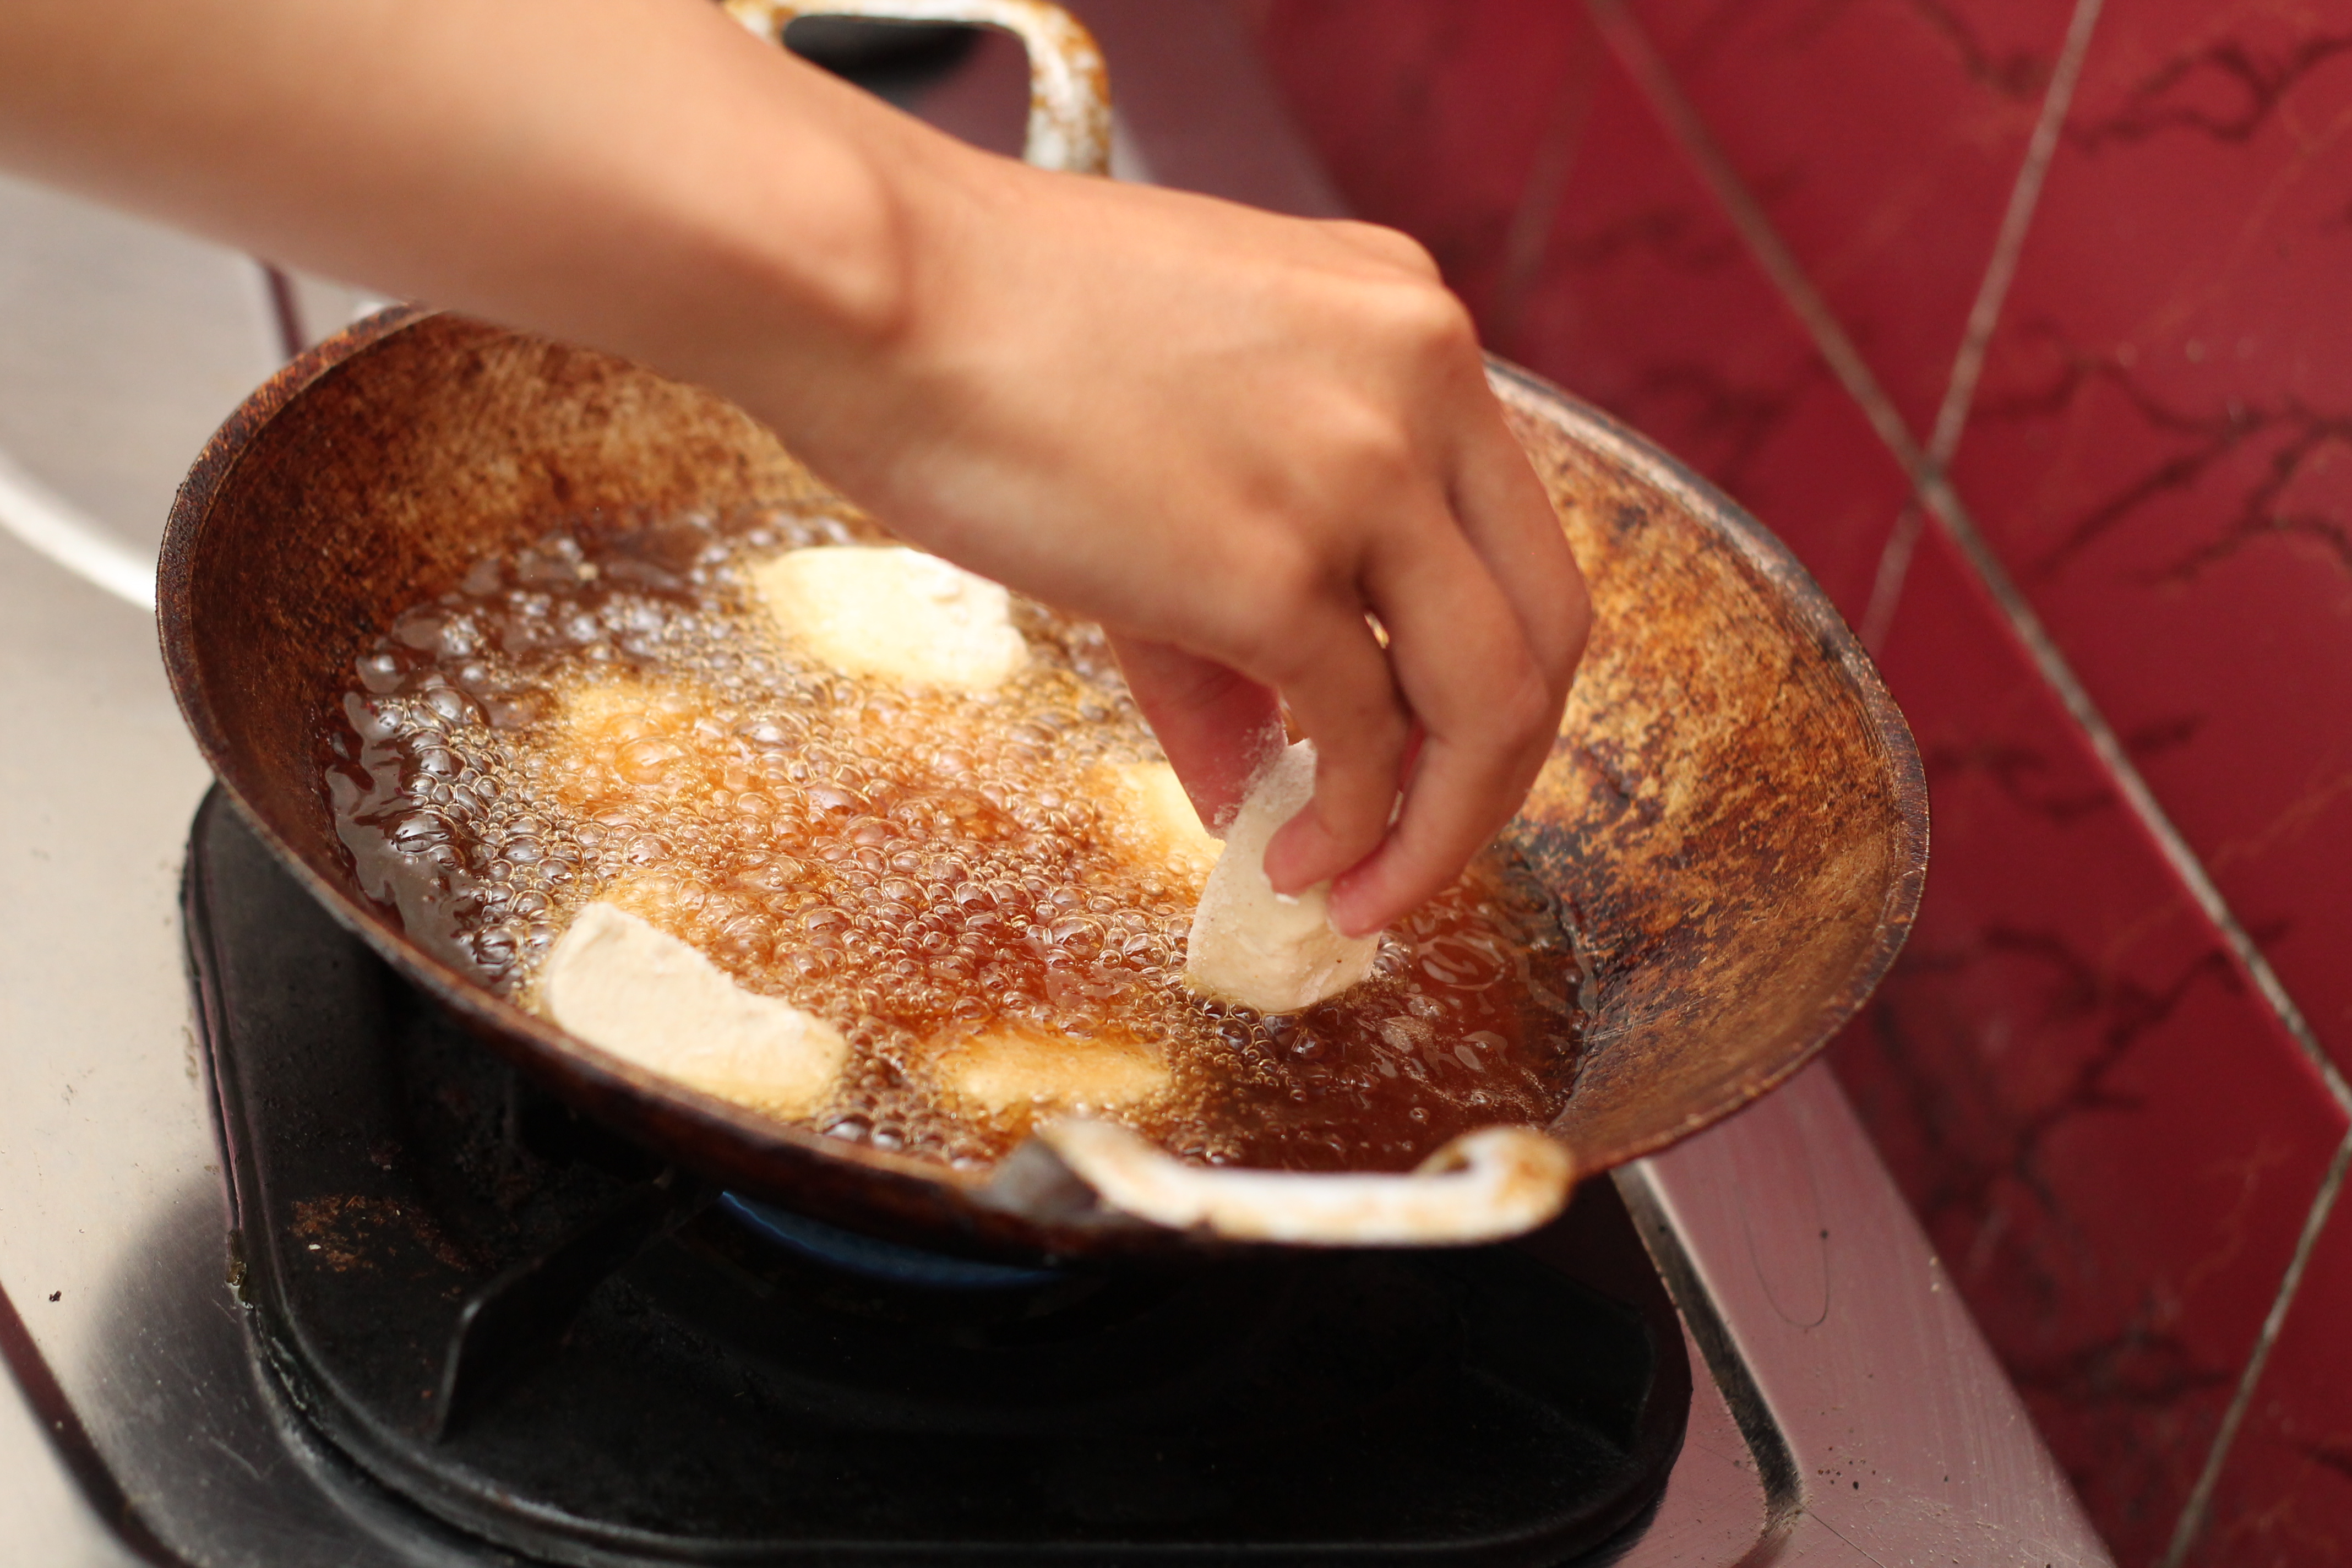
[[324, 505, 1584, 1173]]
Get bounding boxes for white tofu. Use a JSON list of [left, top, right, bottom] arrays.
[[749, 546, 1028, 691], [1092, 760, 1223, 891], [539, 902, 848, 1117], [1183, 741, 1378, 1012], [931, 1023, 1170, 1121]]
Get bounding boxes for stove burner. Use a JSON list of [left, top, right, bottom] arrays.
[[186, 788, 1687, 1565], [717, 1193, 1066, 1291]]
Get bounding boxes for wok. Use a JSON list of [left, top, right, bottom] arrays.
[[156, 5, 1925, 1261]]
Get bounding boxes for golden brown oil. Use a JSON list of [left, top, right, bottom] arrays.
[[325, 507, 1585, 1173]]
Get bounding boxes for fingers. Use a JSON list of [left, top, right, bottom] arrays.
[[1254, 594, 1415, 894], [894, 181, 1583, 930], [1106, 633, 1282, 829], [1232, 370, 1581, 935], [1327, 715, 1548, 937], [1179, 402, 1579, 933], [1446, 395, 1592, 694], [1304, 388, 1584, 934], [1320, 513, 1558, 935]]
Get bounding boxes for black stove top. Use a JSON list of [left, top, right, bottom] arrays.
[[184, 788, 1687, 1566]]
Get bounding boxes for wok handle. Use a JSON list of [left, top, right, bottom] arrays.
[[725, 0, 1113, 176], [992, 1120, 1580, 1246]]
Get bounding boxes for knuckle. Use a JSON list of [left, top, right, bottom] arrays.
[[1487, 651, 1560, 745], [1548, 622, 1589, 693], [1336, 416, 1418, 493], [1382, 281, 1477, 360], [1525, 608, 1583, 695], [1262, 537, 1333, 616], [1322, 219, 1442, 279], [1293, 397, 1422, 514], [1541, 589, 1596, 694]]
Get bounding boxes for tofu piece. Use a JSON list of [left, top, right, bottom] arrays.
[[932, 1023, 1170, 1122], [749, 546, 1028, 691], [555, 674, 694, 743], [1092, 760, 1223, 892], [1184, 741, 1379, 1012], [540, 902, 847, 1117]]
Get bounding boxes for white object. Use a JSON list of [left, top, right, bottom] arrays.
[[1183, 740, 1378, 1011], [1032, 1120, 1574, 1245], [933, 1023, 1169, 1119], [1093, 760, 1223, 889], [540, 902, 848, 1116], [749, 545, 1028, 691]]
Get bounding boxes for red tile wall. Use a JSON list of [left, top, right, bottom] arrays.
[[1238, 2, 2352, 1563]]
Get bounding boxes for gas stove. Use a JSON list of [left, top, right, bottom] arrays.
[[182, 788, 1689, 1564], [0, 4, 2109, 1564]]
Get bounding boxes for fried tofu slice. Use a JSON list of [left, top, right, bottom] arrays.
[[555, 674, 683, 740], [930, 1023, 1170, 1124], [1183, 740, 1378, 1012], [749, 546, 1029, 691], [539, 902, 847, 1118], [1090, 760, 1223, 892]]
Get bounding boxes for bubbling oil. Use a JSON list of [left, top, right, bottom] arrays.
[[324, 507, 1586, 1173]]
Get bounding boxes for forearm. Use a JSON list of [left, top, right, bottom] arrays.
[[0, 0, 930, 410], [0, 0, 1588, 930]]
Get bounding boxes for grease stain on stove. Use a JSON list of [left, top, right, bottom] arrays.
[[291, 1193, 471, 1275]]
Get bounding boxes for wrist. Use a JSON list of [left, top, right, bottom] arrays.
[[676, 78, 1028, 455], [710, 112, 1035, 473], [633, 74, 925, 393]]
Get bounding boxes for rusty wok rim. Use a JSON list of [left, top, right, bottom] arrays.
[[157, 308, 1926, 1257], [1489, 358, 1928, 1161]]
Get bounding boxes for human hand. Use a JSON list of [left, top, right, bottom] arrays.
[[750, 149, 1591, 936], [0, 0, 1588, 935]]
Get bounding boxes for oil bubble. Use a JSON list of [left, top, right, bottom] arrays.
[[327, 508, 1583, 1175]]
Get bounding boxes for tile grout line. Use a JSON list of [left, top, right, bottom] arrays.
[[1855, 503, 1921, 655], [1921, 449, 2352, 1565], [1585, 0, 1924, 472], [1488, 24, 1602, 358], [1588, 0, 2352, 1116], [1859, 0, 2103, 650], [1592, 6, 2352, 1549], [2160, 1132, 2352, 1568], [1917, 468, 2352, 1128], [1924, 0, 2102, 467]]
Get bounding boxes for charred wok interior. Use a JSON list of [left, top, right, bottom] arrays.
[[158, 309, 1926, 1257]]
